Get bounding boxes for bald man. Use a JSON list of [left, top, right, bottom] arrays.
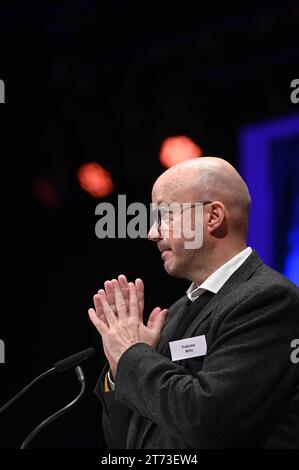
[[89, 157, 299, 449]]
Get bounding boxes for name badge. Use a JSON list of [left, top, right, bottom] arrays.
[[169, 335, 207, 361]]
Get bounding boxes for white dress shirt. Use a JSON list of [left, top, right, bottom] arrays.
[[186, 247, 252, 302]]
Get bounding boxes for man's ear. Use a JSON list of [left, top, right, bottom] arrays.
[[206, 201, 227, 237]]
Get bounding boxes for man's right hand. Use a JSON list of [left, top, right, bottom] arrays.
[[92, 275, 168, 380]]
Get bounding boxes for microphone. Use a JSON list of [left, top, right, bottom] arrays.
[[0, 347, 95, 414], [54, 347, 95, 373], [20, 365, 86, 449]]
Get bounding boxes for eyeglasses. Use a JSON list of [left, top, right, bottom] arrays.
[[152, 201, 212, 230]]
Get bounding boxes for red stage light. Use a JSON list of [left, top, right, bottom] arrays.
[[77, 162, 114, 198], [159, 135, 203, 168]]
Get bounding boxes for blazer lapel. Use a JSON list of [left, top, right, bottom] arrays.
[[156, 296, 191, 354], [183, 250, 263, 339]]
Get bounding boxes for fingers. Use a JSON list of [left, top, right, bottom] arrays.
[[97, 289, 117, 326], [93, 293, 103, 315], [128, 282, 140, 319], [119, 275, 144, 320], [111, 279, 128, 319], [104, 280, 116, 311], [93, 294, 107, 324], [147, 307, 161, 329], [147, 307, 168, 332], [98, 277, 127, 318], [118, 274, 130, 306], [88, 307, 109, 334], [102, 275, 130, 313], [94, 275, 143, 322], [156, 309, 168, 329], [135, 278, 144, 319]]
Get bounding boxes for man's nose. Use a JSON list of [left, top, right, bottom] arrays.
[[148, 223, 162, 242]]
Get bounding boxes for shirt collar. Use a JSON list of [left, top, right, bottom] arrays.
[[186, 247, 252, 302]]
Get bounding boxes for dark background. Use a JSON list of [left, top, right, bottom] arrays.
[[0, 1, 298, 448]]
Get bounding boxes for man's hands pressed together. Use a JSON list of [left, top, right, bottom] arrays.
[[88, 275, 168, 380]]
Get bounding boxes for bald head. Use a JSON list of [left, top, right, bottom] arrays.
[[153, 156, 251, 241]]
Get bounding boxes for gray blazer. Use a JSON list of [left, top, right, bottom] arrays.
[[94, 251, 299, 449]]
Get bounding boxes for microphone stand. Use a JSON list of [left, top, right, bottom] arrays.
[[0, 367, 55, 415], [20, 366, 86, 449], [0, 347, 94, 416], [0, 348, 94, 448]]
